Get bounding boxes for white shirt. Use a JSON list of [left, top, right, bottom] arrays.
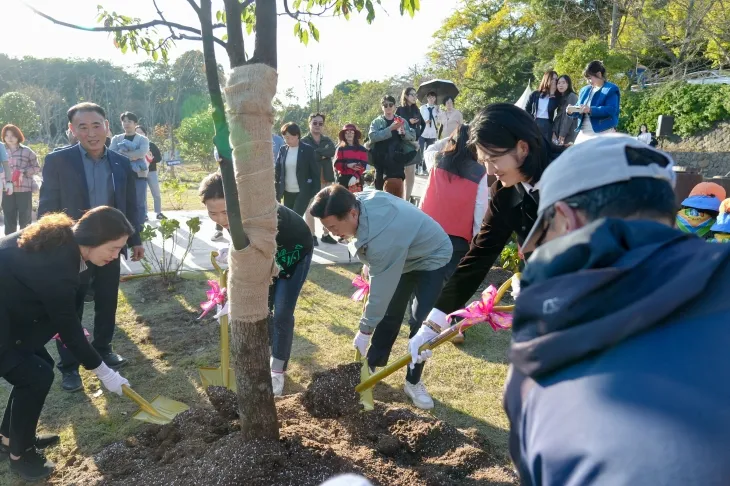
[[420, 104, 440, 139], [284, 147, 299, 193], [638, 133, 652, 144], [536, 97, 550, 119]]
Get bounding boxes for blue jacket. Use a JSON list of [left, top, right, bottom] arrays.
[[38, 144, 141, 247], [571, 81, 620, 133], [505, 219, 730, 485]]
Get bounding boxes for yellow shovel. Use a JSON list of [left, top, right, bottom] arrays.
[[199, 251, 237, 391], [355, 275, 518, 398], [122, 385, 189, 425]]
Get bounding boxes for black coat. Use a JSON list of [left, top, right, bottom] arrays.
[[0, 234, 102, 375], [38, 144, 142, 248], [434, 139, 565, 314], [525, 91, 559, 123], [274, 142, 321, 201]]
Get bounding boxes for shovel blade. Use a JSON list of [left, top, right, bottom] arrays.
[[199, 367, 237, 392], [132, 395, 190, 425]]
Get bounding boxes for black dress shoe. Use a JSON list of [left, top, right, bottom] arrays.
[[1, 434, 60, 454], [9, 448, 55, 481], [320, 234, 337, 245], [61, 370, 83, 392], [101, 353, 127, 369], [312, 236, 319, 247]]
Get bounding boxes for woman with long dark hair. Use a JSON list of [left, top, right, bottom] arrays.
[[553, 75, 578, 146], [396, 87, 425, 200], [421, 123, 489, 282], [525, 70, 559, 141], [0, 207, 133, 481], [409, 102, 563, 348]]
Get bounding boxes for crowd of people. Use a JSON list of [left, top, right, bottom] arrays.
[[1, 57, 730, 484]]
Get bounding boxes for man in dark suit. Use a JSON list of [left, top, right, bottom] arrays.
[[38, 102, 144, 392]]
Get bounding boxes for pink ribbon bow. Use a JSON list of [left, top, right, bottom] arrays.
[[351, 275, 370, 301], [199, 280, 227, 319], [446, 285, 512, 333], [52, 328, 90, 348]]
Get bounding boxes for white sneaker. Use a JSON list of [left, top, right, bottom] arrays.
[[211, 230, 225, 242], [271, 372, 285, 397], [403, 381, 434, 410]]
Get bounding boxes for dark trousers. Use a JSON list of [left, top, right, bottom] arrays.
[[282, 191, 310, 217], [57, 258, 121, 372], [536, 118, 553, 142], [374, 169, 384, 190], [418, 137, 436, 172], [2, 192, 33, 235], [443, 235, 471, 282], [268, 252, 312, 372], [367, 265, 447, 384], [0, 349, 55, 456]]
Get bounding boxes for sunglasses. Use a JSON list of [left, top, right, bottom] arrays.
[[382, 103, 395, 108], [311, 121, 323, 126]]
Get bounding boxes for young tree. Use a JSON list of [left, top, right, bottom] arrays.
[[0, 92, 40, 137], [32, 0, 420, 441]]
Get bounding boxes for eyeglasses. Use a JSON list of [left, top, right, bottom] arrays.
[[382, 103, 395, 108], [311, 121, 323, 126]]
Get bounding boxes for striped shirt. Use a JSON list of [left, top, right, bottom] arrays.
[[5, 144, 40, 193]]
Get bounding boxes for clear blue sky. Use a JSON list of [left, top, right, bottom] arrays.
[[3, 1, 456, 102]]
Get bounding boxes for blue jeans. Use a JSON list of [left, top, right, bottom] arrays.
[[367, 264, 447, 384], [268, 251, 312, 372], [146, 171, 162, 214], [135, 177, 148, 223]]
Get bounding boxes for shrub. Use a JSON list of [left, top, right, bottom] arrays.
[[139, 217, 201, 284]]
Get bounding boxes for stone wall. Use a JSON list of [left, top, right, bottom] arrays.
[[662, 121, 730, 177]]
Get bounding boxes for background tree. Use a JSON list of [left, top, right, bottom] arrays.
[[0, 92, 40, 136], [175, 107, 215, 170]]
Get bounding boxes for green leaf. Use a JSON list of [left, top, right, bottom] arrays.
[[216, 10, 222, 22], [222, 33, 229, 41], [365, 0, 375, 23], [152, 50, 159, 62], [309, 22, 320, 42], [301, 29, 309, 45], [293, 0, 303, 9]]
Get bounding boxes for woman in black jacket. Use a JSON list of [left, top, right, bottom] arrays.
[[396, 87, 425, 200], [0, 207, 133, 481], [525, 70, 559, 141], [274, 122, 321, 220], [408, 103, 564, 350]]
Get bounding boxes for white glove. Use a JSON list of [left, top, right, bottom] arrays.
[[408, 324, 439, 369], [92, 362, 130, 396], [215, 247, 229, 265], [4, 182, 12, 195], [511, 274, 521, 299], [353, 330, 372, 357]]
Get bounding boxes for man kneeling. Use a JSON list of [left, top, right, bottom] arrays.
[[309, 186, 451, 409]]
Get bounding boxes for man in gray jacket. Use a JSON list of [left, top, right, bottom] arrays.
[[310, 185, 451, 409]]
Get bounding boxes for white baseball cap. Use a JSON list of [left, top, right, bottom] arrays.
[[522, 134, 676, 253]]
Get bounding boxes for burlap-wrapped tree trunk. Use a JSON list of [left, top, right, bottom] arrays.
[[224, 63, 280, 440]]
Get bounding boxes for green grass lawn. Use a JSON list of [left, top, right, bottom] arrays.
[[0, 264, 513, 484]]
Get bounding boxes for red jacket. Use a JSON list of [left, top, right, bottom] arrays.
[[334, 145, 368, 177]]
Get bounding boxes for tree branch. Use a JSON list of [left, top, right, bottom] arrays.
[[27, 4, 228, 49], [281, 0, 330, 18], [186, 0, 201, 15], [223, 0, 246, 67]]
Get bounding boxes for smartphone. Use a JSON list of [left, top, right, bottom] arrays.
[[567, 105, 582, 114]]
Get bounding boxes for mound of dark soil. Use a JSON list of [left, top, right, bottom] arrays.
[[303, 362, 361, 418], [52, 368, 516, 486]]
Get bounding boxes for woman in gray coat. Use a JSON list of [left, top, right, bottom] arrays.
[[553, 75, 579, 146]]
